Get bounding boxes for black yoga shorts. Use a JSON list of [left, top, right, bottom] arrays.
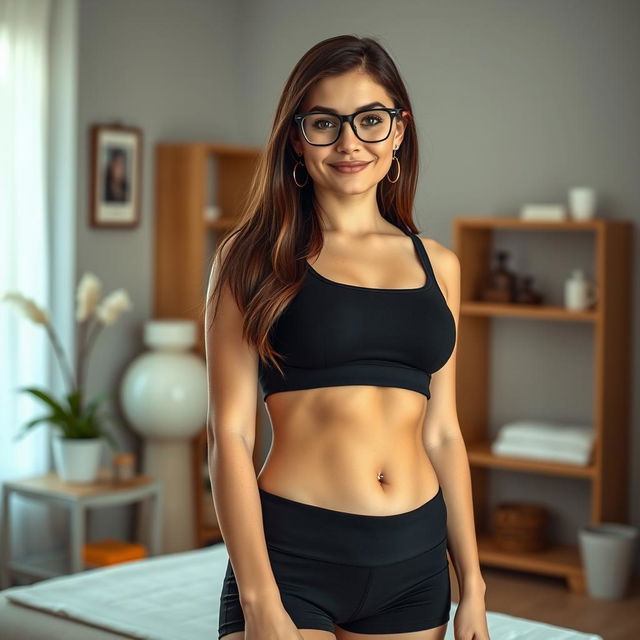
[[218, 484, 450, 638]]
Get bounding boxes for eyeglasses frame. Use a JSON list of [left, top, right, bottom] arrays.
[[293, 107, 408, 146]]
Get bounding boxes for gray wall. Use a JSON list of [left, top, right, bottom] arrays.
[[75, 0, 640, 568]]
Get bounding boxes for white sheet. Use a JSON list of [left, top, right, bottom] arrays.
[[1, 543, 603, 640]]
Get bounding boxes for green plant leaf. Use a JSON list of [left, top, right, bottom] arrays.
[[85, 395, 107, 422], [66, 390, 83, 417], [18, 387, 69, 421], [13, 386, 120, 442], [12, 413, 57, 441]]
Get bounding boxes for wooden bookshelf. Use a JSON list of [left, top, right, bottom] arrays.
[[454, 216, 633, 592], [153, 141, 265, 548]]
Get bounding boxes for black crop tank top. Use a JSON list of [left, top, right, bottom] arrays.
[[258, 224, 456, 401]]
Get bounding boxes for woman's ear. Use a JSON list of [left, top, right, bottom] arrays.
[[393, 115, 407, 150], [394, 109, 412, 149], [288, 126, 303, 156]]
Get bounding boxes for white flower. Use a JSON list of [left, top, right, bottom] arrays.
[[95, 289, 133, 326], [2, 291, 50, 324], [76, 272, 103, 322]]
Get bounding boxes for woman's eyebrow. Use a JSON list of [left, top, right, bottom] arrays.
[[306, 101, 388, 114]]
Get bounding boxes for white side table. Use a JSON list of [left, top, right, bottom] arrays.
[[0, 469, 163, 589]]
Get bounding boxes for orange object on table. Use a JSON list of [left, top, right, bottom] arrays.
[[83, 538, 148, 567]]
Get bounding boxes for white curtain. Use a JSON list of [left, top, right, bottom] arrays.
[[0, 0, 53, 570]]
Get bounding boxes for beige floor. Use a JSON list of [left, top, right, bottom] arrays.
[[452, 567, 640, 640]]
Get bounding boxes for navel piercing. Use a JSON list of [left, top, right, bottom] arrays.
[[377, 471, 384, 481]]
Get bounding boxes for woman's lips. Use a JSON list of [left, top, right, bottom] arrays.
[[330, 161, 371, 174]]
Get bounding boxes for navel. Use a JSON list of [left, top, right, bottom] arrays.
[[377, 470, 385, 483]]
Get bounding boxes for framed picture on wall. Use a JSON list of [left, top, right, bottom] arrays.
[[89, 122, 142, 228]]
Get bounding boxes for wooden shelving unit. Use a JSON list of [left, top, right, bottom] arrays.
[[454, 216, 633, 592], [154, 141, 265, 548]]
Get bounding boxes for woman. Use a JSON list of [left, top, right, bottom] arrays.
[[104, 148, 129, 202], [206, 35, 490, 640]]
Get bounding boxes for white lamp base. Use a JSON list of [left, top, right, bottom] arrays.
[[143, 438, 195, 553]]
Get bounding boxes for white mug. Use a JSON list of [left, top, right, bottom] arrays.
[[569, 187, 597, 220]]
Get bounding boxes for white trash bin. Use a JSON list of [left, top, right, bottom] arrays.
[[578, 522, 639, 600]]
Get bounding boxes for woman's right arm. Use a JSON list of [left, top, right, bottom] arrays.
[[204, 239, 289, 625]]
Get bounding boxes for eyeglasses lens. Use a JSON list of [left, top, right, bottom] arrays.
[[302, 110, 392, 145]]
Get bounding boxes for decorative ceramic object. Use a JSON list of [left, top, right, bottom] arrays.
[[564, 269, 598, 311], [121, 319, 208, 552]]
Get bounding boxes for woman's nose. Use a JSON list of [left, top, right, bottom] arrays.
[[335, 121, 360, 151]]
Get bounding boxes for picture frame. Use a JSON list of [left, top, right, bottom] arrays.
[[89, 122, 142, 228]]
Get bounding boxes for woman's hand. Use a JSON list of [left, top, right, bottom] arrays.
[[453, 591, 491, 640], [243, 598, 305, 639]]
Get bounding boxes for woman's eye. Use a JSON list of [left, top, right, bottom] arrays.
[[313, 119, 335, 129], [360, 115, 382, 127]]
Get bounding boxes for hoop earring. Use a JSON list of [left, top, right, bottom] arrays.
[[293, 155, 309, 188], [386, 147, 401, 184]]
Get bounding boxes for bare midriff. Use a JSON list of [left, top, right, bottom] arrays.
[[256, 384, 440, 516]]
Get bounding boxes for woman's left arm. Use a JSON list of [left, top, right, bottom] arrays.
[[420, 240, 490, 639]]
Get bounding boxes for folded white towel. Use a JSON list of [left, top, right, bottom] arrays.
[[520, 204, 568, 221], [492, 439, 592, 465], [498, 420, 594, 448], [496, 434, 593, 456]]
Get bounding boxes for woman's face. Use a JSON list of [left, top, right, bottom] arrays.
[[112, 154, 126, 180], [289, 70, 406, 196]]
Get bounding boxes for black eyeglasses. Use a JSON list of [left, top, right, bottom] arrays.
[[293, 107, 407, 146]]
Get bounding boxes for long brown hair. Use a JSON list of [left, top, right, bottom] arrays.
[[204, 34, 420, 375]]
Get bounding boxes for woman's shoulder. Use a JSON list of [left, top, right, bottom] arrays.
[[416, 235, 459, 265], [417, 235, 460, 298]]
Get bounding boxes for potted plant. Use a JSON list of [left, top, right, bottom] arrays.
[[2, 272, 133, 483]]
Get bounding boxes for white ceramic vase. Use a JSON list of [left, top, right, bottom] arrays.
[[564, 268, 598, 311], [52, 434, 103, 484], [120, 319, 208, 553]]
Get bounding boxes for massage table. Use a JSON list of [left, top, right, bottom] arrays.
[[0, 542, 603, 640]]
